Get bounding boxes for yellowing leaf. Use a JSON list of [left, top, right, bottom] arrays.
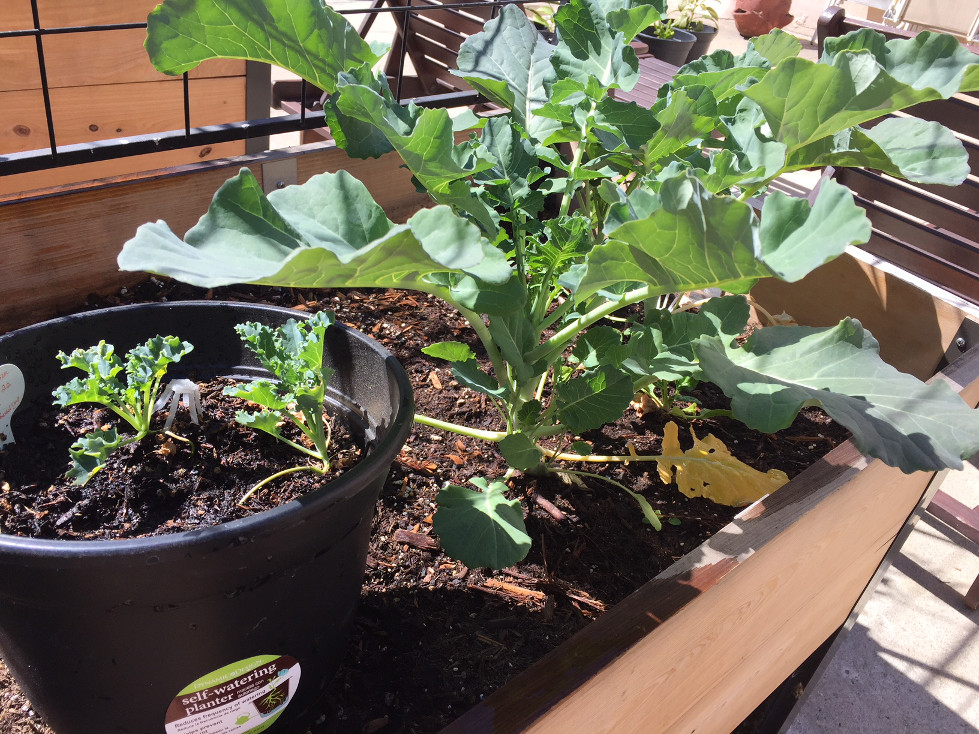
[[655, 422, 789, 506]]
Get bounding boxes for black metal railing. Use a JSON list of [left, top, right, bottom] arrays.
[[0, 0, 540, 177]]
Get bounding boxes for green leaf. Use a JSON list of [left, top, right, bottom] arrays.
[[422, 342, 477, 363], [823, 29, 979, 96], [434, 478, 532, 569], [572, 326, 624, 369], [571, 440, 593, 455], [145, 0, 381, 91], [66, 429, 122, 486], [118, 169, 510, 291], [758, 178, 871, 282], [554, 365, 634, 434], [224, 380, 292, 412], [553, 0, 639, 91], [452, 361, 508, 399], [745, 44, 979, 155], [787, 118, 970, 185], [576, 174, 870, 300], [644, 86, 718, 164], [696, 320, 979, 472], [750, 29, 801, 66], [234, 410, 287, 441], [624, 296, 750, 383], [499, 433, 542, 471], [455, 5, 559, 142]]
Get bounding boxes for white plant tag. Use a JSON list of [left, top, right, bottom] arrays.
[[0, 364, 26, 448]]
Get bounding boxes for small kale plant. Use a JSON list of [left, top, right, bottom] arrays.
[[119, 0, 979, 568], [673, 0, 719, 32], [52, 336, 193, 484], [226, 311, 337, 501]]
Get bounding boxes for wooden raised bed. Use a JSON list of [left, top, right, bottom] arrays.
[[1, 140, 977, 733]]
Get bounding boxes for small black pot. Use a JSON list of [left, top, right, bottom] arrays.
[[0, 302, 414, 733], [637, 27, 697, 66], [686, 23, 718, 63]]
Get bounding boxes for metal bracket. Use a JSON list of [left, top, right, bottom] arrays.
[[944, 317, 979, 366], [261, 158, 298, 194]]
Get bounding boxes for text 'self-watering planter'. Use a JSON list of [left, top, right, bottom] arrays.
[[0, 302, 413, 734]]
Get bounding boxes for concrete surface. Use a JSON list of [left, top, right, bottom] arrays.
[[782, 458, 979, 734]]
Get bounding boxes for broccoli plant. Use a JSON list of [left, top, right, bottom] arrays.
[[118, 0, 979, 567], [52, 336, 193, 484], [226, 310, 337, 501]]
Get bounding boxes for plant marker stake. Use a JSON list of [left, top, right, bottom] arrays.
[[154, 379, 202, 431], [0, 364, 25, 448]]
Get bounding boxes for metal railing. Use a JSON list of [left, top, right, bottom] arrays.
[[0, 0, 539, 177]]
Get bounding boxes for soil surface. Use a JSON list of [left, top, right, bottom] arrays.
[[0, 280, 850, 733], [0, 378, 359, 540]]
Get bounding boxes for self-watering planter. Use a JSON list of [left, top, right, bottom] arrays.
[[0, 301, 414, 734]]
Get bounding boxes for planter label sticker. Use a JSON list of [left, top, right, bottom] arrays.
[[0, 364, 25, 448], [164, 655, 301, 734]]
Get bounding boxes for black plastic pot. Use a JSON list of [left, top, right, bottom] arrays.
[[0, 302, 414, 733], [637, 27, 697, 66], [685, 23, 718, 63]]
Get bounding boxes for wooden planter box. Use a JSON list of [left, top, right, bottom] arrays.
[[1, 142, 977, 733], [0, 1, 259, 196]]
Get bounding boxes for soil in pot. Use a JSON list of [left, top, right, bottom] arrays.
[[0, 377, 360, 540], [0, 280, 850, 734]]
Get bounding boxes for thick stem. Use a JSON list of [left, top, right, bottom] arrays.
[[528, 284, 656, 364]]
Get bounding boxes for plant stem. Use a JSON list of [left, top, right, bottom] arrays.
[[239, 464, 326, 506], [528, 284, 656, 364], [559, 468, 663, 531], [413, 413, 507, 441]]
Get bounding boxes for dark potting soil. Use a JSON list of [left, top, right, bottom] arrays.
[[0, 281, 850, 734], [0, 378, 360, 540]]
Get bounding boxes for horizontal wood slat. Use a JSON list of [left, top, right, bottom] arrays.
[[0, 144, 432, 334], [0, 31, 243, 93], [0, 141, 246, 198], [836, 168, 979, 240], [860, 228, 979, 306], [410, 15, 470, 53], [1, 0, 160, 29], [855, 196, 979, 272], [916, 176, 979, 210], [2, 77, 247, 154]]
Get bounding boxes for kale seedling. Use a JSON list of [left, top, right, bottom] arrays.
[[225, 310, 337, 502], [52, 336, 194, 484]]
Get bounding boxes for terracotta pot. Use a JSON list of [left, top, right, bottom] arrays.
[[734, 0, 793, 38]]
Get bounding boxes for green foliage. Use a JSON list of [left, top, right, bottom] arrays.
[[52, 336, 193, 484], [433, 478, 533, 569], [672, 0, 719, 32], [225, 311, 337, 473], [119, 0, 979, 568]]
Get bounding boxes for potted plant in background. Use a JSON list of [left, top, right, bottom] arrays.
[[637, 18, 698, 64], [734, 0, 794, 38], [672, 0, 720, 61], [0, 300, 414, 733]]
